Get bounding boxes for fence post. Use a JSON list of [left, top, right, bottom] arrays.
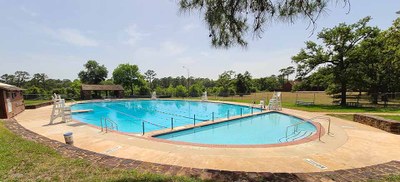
[[212, 112, 214, 122], [240, 108, 243, 116], [171, 118, 174, 130], [193, 114, 196, 126], [142, 121, 145, 135], [251, 107, 253, 115], [227, 110, 230, 119]]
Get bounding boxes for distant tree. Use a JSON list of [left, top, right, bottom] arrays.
[[188, 83, 203, 97], [78, 60, 108, 84], [175, 85, 188, 97], [100, 79, 114, 85], [25, 86, 45, 96], [31, 73, 48, 90], [14, 71, 30, 87], [235, 73, 246, 95], [254, 75, 281, 91], [293, 67, 333, 91], [112, 63, 141, 95], [66, 79, 81, 99], [166, 85, 176, 97], [0, 74, 16, 85], [293, 17, 378, 106], [353, 18, 400, 103], [217, 70, 235, 96], [235, 71, 252, 95], [179, 0, 349, 48], [144, 70, 157, 90], [279, 66, 295, 82]]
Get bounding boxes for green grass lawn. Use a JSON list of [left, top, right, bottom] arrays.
[[208, 96, 400, 113], [24, 100, 51, 106], [374, 115, 400, 122], [0, 120, 199, 182], [284, 104, 400, 113]]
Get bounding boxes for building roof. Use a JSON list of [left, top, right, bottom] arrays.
[[81, 84, 124, 91], [0, 82, 24, 91]]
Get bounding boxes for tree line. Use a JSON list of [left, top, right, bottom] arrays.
[[293, 17, 400, 106], [0, 61, 291, 99], [1, 17, 399, 106]]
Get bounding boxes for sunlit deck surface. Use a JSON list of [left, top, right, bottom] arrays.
[[14, 101, 400, 173]]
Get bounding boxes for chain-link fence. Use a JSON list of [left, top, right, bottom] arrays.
[[206, 91, 400, 107]]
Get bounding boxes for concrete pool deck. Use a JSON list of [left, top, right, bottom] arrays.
[[14, 103, 400, 173]]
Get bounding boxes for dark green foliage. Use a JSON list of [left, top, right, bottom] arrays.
[[293, 17, 379, 106], [235, 71, 252, 95], [175, 85, 188, 97], [254, 76, 281, 91], [179, 0, 345, 48], [189, 83, 203, 97], [112, 63, 142, 95], [78, 60, 108, 84], [144, 70, 157, 90]]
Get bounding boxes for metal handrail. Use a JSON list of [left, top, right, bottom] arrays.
[[284, 116, 332, 141], [307, 116, 331, 135], [100, 117, 119, 132], [285, 120, 309, 139]]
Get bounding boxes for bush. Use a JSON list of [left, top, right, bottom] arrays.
[[188, 84, 203, 97], [175, 85, 187, 97]]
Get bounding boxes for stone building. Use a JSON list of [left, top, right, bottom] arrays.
[[81, 84, 124, 100]]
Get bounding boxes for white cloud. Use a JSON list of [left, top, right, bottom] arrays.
[[160, 41, 185, 55], [40, 26, 98, 47], [182, 23, 199, 32], [177, 57, 198, 64], [124, 25, 149, 46], [56, 28, 99, 47]]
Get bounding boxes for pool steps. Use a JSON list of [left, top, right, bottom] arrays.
[[279, 130, 315, 143]]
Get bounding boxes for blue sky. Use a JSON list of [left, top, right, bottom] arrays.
[[0, 0, 399, 80]]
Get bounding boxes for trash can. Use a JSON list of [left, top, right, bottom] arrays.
[[63, 132, 74, 145]]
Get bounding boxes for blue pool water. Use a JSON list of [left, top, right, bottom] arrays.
[[71, 100, 262, 133], [155, 112, 317, 145]]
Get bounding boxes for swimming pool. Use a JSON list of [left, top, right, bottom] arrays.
[[155, 112, 317, 145], [71, 100, 262, 133]]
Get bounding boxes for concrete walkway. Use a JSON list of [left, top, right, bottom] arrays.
[[15, 104, 400, 173]]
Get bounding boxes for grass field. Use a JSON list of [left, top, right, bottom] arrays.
[[208, 92, 400, 113], [374, 115, 400, 122], [24, 100, 51, 106], [0, 120, 198, 182]]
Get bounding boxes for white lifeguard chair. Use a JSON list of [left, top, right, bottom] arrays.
[[49, 93, 72, 124], [201, 91, 208, 101], [268, 92, 282, 111]]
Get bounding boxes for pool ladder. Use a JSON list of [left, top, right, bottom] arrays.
[[280, 116, 332, 142], [100, 117, 118, 133]]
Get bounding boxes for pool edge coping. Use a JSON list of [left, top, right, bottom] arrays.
[[69, 99, 325, 148]]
